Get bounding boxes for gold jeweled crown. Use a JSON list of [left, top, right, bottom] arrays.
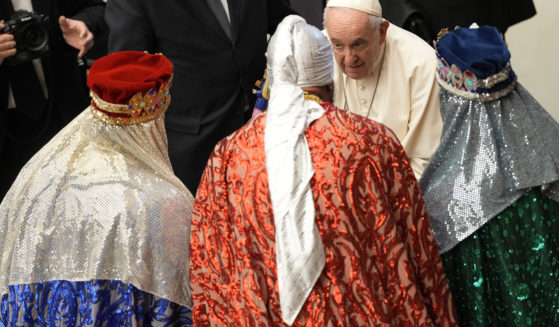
[[90, 77, 172, 126]]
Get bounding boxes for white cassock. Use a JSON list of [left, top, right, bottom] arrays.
[[332, 23, 442, 179]]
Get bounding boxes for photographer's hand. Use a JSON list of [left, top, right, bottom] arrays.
[[59, 16, 93, 58], [0, 21, 17, 65]]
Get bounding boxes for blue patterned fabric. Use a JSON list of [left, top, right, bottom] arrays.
[[0, 280, 192, 327]]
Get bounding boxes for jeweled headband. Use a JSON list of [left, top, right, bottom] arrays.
[[90, 77, 172, 126], [86, 51, 174, 126], [434, 26, 517, 102]]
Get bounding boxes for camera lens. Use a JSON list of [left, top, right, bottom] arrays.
[[21, 23, 48, 52]]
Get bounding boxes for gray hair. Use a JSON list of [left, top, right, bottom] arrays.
[[323, 6, 384, 32]]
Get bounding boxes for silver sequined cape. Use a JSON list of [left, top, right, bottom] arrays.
[[420, 84, 559, 253]]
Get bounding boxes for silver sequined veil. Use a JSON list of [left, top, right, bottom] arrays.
[[420, 84, 559, 253]]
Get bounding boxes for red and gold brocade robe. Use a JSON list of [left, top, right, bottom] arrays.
[[190, 103, 457, 326]]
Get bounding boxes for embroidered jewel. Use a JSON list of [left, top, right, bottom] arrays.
[[90, 76, 173, 126], [435, 53, 515, 101]]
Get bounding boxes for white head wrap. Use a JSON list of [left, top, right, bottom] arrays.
[[264, 15, 333, 325], [326, 0, 382, 17]]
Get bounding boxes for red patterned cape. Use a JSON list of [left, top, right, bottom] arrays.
[[190, 103, 457, 326]]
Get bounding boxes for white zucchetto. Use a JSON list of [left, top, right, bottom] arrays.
[[326, 0, 382, 17]]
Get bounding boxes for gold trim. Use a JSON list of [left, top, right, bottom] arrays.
[[90, 76, 172, 126], [434, 27, 450, 47], [89, 103, 168, 126], [90, 91, 131, 114], [303, 92, 324, 104]]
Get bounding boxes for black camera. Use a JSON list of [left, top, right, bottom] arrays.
[[1, 10, 50, 66]]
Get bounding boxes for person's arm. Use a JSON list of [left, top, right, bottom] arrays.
[[106, 0, 156, 52], [67, 0, 106, 37], [58, 0, 106, 58], [400, 52, 442, 180]]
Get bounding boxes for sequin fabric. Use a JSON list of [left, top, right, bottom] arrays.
[[0, 109, 194, 308], [442, 188, 559, 326], [0, 279, 192, 326], [190, 103, 458, 326], [419, 84, 559, 253]]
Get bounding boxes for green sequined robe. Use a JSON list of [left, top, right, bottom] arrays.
[[442, 188, 559, 326]]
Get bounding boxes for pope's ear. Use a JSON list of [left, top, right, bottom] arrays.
[[379, 20, 389, 44]]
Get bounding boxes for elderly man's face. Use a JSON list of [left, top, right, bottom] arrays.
[[325, 7, 387, 80]]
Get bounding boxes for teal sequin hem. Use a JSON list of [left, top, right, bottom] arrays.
[[442, 188, 559, 326]]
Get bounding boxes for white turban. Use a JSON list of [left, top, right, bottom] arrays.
[[326, 0, 382, 17], [264, 15, 333, 325]]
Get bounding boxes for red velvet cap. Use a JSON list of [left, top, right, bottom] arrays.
[[87, 51, 173, 125]]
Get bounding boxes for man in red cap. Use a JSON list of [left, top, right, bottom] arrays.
[[0, 51, 194, 325]]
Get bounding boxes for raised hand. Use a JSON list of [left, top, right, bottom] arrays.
[[59, 16, 93, 58]]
